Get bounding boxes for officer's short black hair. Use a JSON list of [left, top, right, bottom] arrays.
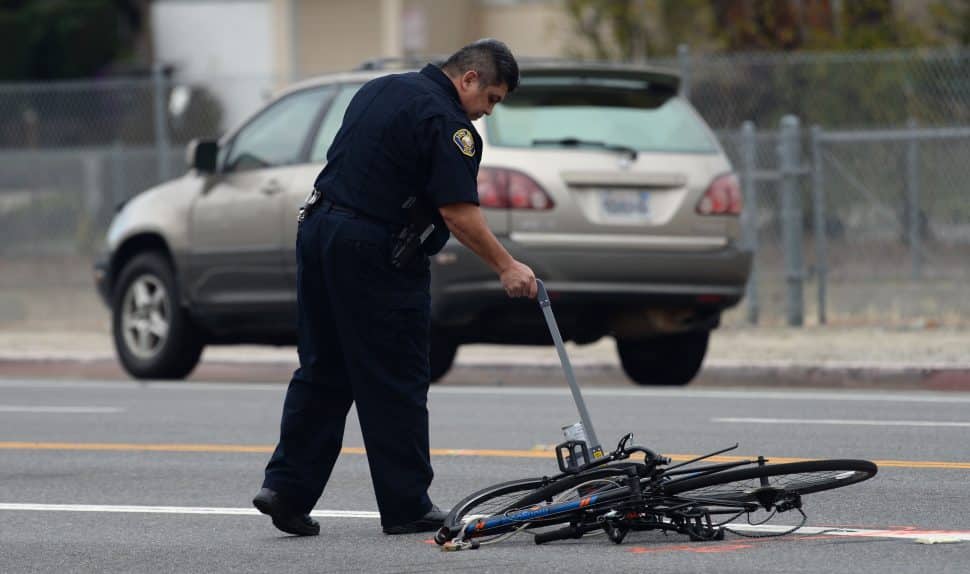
[[441, 38, 519, 93]]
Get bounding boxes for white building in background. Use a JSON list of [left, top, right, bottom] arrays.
[[151, 0, 279, 131], [151, 0, 569, 130]]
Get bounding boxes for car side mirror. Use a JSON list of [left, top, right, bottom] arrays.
[[187, 139, 218, 173]]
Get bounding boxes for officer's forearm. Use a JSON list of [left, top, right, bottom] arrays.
[[439, 202, 515, 275]]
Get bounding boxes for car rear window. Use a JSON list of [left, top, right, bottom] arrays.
[[485, 77, 719, 154]]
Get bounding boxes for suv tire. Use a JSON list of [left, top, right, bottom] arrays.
[[112, 252, 204, 380], [616, 331, 710, 386], [430, 327, 458, 383]]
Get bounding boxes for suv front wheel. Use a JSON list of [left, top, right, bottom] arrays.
[[616, 331, 710, 386], [112, 252, 204, 379]]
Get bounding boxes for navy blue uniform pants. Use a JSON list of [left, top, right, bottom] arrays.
[[262, 206, 434, 528]]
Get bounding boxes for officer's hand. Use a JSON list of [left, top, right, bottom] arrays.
[[500, 260, 537, 299]]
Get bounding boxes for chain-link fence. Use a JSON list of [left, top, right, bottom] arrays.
[[666, 47, 970, 130], [0, 71, 234, 256], [669, 48, 970, 327], [717, 120, 970, 328], [0, 69, 254, 330], [1, 48, 969, 331]]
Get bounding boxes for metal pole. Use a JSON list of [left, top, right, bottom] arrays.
[[110, 140, 125, 211], [631, 0, 648, 63], [740, 121, 759, 325], [832, 0, 843, 40], [289, 0, 302, 81], [677, 44, 691, 100], [811, 125, 827, 325], [536, 279, 603, 458], [906, 118, 922, 279], [152, 63, 171, 183], [81, 152, 102, 219], [779, 115, 804, 326]]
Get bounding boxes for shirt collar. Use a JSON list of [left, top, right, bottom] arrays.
[[420, 64, 463, 108]]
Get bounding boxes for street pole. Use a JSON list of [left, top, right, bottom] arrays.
[[779, 115, 804, 326], [740, 121, 759, 325]]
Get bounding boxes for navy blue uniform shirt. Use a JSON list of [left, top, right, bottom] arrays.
[[313, 64, 482, 252]]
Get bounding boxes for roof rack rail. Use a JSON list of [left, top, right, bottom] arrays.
[[354, 56, 447, 71]]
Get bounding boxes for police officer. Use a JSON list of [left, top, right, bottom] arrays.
[[253, 39, 536, 536]]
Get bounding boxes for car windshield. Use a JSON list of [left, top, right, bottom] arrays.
[[485, 79, 719, 154]]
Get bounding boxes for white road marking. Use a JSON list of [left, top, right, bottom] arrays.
[[724, 523, 970, 543], [713, 417, 970, 428], [0, 406, 123, 414], [1, 503, 967, 543], [0, 503, 378, 519], [434, 387, 970, 404]]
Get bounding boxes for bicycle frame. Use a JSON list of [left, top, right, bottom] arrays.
[[451, 438, 770, 545], [438, 279, 875, 550], [443, 284, 773, 547]]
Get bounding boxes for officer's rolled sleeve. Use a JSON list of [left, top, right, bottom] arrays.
[[423, 117, 481, 207]]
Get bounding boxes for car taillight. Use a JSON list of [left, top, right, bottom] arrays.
[[477, 167, 554, 210], [696, 173, 742, 216]]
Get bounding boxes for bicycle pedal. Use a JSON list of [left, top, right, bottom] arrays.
[[441, 539, 480, 551]]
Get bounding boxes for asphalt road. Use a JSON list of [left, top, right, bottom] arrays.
[[1, 378, 968, 573]]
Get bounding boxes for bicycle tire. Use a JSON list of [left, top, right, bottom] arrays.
[[436, 477, 545, 544], [437, 464, 642, 545], [664, 459, 877, 504]]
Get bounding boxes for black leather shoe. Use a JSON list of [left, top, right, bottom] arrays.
[[252, 487, 320, 536], [382, 504, 449, 535]]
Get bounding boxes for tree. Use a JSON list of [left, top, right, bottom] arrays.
[[563, 0, 714, 60], [929, 0, 970, 45], [563, 0, 934, 59], [710, 0, 805, 50], [0, 0, 147, 81]]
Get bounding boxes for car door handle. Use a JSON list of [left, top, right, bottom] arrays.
[[260, 180, 284, 195]]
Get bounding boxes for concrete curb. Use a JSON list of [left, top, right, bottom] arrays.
[[1, 355, 967, 391]]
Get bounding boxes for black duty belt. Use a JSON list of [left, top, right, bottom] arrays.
[[319, 199, 399, 228], [299, 187, 398, 228], [318, 199, 356, 217], [300, 190, 435, 270]]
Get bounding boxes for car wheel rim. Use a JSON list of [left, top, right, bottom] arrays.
[[121, 274, 170, 360]]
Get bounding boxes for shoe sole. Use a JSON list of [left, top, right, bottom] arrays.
[[253, 496, 320, 536], [383, 521, 443, 535], [252, 497, 273, 516]]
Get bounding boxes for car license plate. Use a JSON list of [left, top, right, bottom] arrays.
[[599, 189, 650, 221]]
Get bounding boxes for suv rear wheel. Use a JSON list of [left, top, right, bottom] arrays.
[[616, 331, 710, 386], [112, 252, 204, 379]]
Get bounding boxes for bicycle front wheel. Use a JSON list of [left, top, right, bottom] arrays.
[[436, 477, 546, 545], [437, 465, 640, 545], [664, 459, 877, 506]]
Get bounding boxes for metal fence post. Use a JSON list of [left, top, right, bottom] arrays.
[[81, 152, 103, 222], [152, 63, 171, 183], [811, 125, 827, 325], [740, 121, 759, 325], [110, 140, 126, 211], [677, 44, 691, 101], [906, 118, 922, 279], [779, 115, 804, 326]]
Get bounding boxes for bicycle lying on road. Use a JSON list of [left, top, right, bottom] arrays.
[[435, 280, 878, 550]]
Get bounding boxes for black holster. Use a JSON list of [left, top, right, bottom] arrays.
[[389, 196, 435, 269]]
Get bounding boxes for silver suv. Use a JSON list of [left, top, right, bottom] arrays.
[[94, 61, 750, 385]]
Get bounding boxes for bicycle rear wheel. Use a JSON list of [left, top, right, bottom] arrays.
[[437, 465, 640, 545], [664, 459, 877, 506]]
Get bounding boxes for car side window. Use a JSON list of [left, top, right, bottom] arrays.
[[224, 87, 335, 173], [309, 84, 362, 163]]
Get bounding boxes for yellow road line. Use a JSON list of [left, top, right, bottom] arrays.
[[1, 441, 968, 470]]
